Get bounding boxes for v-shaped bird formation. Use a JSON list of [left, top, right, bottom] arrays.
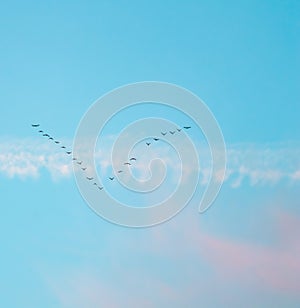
[[31, 123, 192, 193]]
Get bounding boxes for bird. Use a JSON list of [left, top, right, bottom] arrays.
[[153, 138, 159, 141], [98, 186, 104, 190], [81, 167, 87, 171], [146, 142, 151, 146], [72, 157, 77, 160], [61, 146, 66, 149], [109, 177, 114, 181], [129, 157, 137, 161], [183, 126, 191, 129], [55, 141, 60, 144], [66, 151, 72, 155], [161, 132, 167, 136], [31, 124, 40, 127], [117, 170, 123, 173], [124, 162, 131, 166], [93, 182, 97, 185], [38, 130, 43, 133], [77, 161, 83, 165], [169, 131, 176, 135], [43, 134, 50, 137], [86, 177, 93, 180], [49, 137, 54, 140], [177, 128, 182, 132]]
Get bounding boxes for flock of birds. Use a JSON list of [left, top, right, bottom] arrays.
[[31, 123, 191, 192]]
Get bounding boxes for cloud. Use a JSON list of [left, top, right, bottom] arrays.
[[290, 169, 300, 180], [197, 211, 300, 297], [44, 206, 300, 307], [48, 270, 120, 308], [140, 206, 300, 301], [225, 142, 300, 187], [1, 138, 300, 188], [0, 137, 73, 180]]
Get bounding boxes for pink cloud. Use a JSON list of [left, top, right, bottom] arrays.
[[194, 211, 300, 296], [139, 207, 300, 299], [43, 207, 300, 307]]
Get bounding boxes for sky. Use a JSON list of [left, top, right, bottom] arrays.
[[0, 0, 299, 307]]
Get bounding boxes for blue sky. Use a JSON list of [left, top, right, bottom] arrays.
[[0, 1, 299, 307]]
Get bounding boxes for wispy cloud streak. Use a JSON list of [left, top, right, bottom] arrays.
[[0, 138, 300, 187]]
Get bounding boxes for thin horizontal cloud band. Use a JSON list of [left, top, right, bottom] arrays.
[[0, 138, 299, 187]]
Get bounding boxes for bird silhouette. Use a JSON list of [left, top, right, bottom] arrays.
[[77, 161, 83, 165], [109, 177, 114, 181], [169, 131, 176, 135], [118, 170, 123, 173], [124, 162, 132, 166], [61, 146, 66, 149], [82, 167, 87, 171], [43, 134, 50, 137], [93, 182, 97, 185], [177, 128, 182, 132], [49, 137, 54, 140], [183, 126, 191, 129], [55, 141, 60, 144], [72, 157, 77, 160], [146, 142, 151, 146], [86, 177, 94, 180], [31, 124, 40, 127], [98, 186, 104, 190], [161, 132, 167, 136], [38, 130, 43, 133], [66, 151, 72, 155], [129, 158, 137, 161], [153, 138, 159, 141]]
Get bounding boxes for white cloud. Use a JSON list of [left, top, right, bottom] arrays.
[[0, 138, 73, 180], [225, 142, 300, 187], [0, 137, 300, 188], [290, 170, 300, 180]]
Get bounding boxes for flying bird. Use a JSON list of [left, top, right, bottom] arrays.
[[153, 138, 159, 141], [129, 157, 137, 161], [183, 126, 191, 129], [169, 131, 176, 135], [98, 186, 104, 190], [118, 170, 123, 173], [109, 177, 114, 181], [49, 137, 54, 140], [146, 142, 151, 146], [81, 167, 87, 171], [161, 132, 167, 136], [77, 161, 83, 165], [55, 141, 60, 144], [38, 130, 43, 133], [93, 182, 97, 185], [177, 128, 182, 132], [72, 157, 77, 160], [61, 146, 66, 149], [43, 134, 50, 137], [31, 124, 40, 127], [124, 162, 131, 166], [86, 177, 94, 181], [66, 151, 72, 155]]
